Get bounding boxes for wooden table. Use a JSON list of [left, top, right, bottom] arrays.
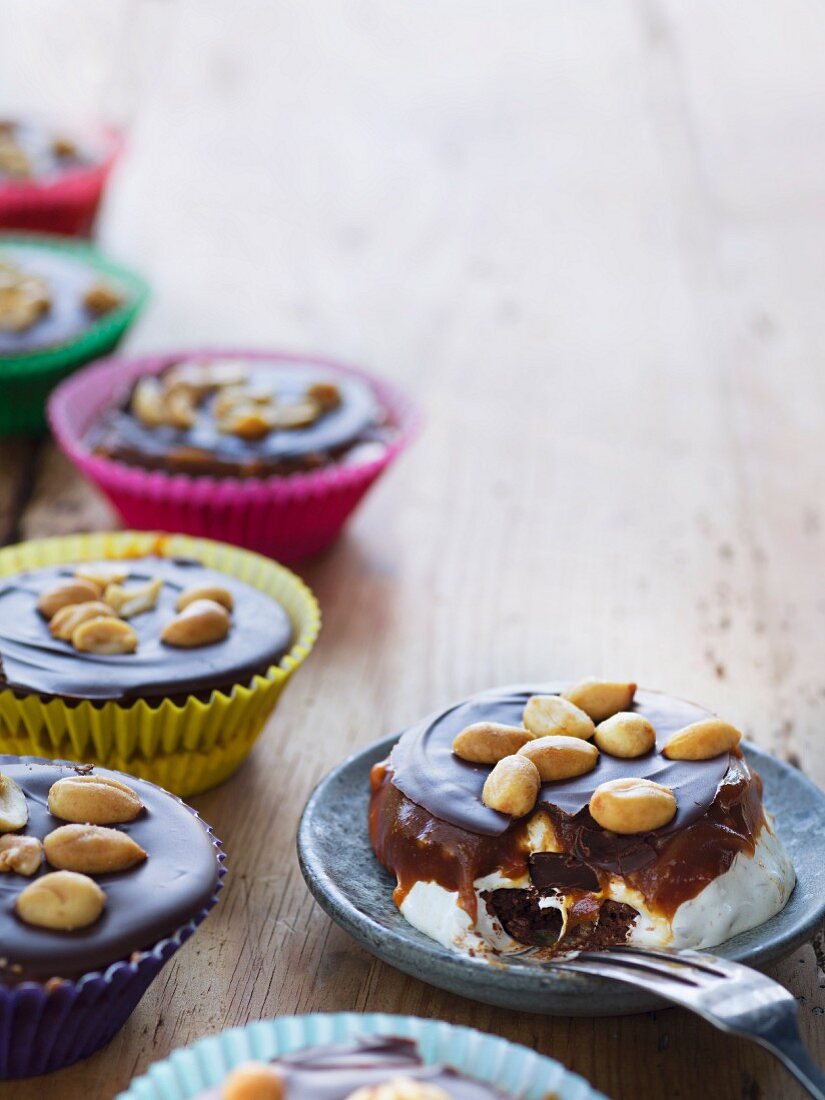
[[1, 2, 824, 1097]]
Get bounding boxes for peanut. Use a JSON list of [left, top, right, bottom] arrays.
[[72, 616, 138, 655], [103, 577, 163, 618], [175, 584, 234, 613], [662, 719, 742, 761], [589, 777, 677, 834], [16, 870, 106, 931], [221, 1063, 285, 1100], [132, 376, 166, 427], [161, 598, 231, 648], [219, 407, 273, 440], [44, 824, 147, 875], [83, 281, 124, 317], [346, 1081, 452, 1100], [48, 774, 143, 825], [306, 381, 342, 411], [75, 563, 129, 588], [594, 713, 656, 759], [562, 678, 637, 723], [522, 695, 595, 741], [270, 398, 322, 429], [49, 601, 115, 641], [0, 834, 42, 876], [517, 735, 599, 781], [0, 774, 28, 832], [452, 722, 534, 763], [482, 755, 541, 817], [37, 578, 102, 619]]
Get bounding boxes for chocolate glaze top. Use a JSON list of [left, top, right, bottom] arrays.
[[193, 1037, 509, 1100], [0, 244, 127, 356], [0, 757, 220, 983], [389, 684, 731, 838], [0, 557, 292, 702], [87, 360, 389, 477]]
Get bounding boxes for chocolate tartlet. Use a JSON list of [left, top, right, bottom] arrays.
[[0, 242, 126, 356], [194, 1037, 510, 1100], [0, 556, 293, 705], [0, 121, 93, 184], [0, 756, 221, 984], [370, 680, 795, 957], [86, 356, 396, 477]]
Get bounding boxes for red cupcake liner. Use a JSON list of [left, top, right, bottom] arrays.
[[49, 348, 420, 563], [0, 126, 122, 237]]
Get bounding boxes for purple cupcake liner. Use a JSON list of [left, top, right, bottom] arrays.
[[0, 759, 226, 1080]]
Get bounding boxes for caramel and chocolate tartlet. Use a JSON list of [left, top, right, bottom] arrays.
[[193, 1037, 510, 1100], [0, 121, 94, 185], [0, 556, 293, 706], [370, 680, 795, 957], [86, 357, 395, 478]]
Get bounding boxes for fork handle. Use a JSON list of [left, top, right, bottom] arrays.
[[759, 1027, 825, 1100]]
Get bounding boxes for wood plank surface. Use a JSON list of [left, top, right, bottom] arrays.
[[0, 2, 823, 1098]]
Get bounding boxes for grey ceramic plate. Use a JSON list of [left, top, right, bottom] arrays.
[[298, 735, 825, 1016]]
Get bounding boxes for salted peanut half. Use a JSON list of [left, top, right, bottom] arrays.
[[72, 616, 138, 655], [16, 870, 106, 931], [518, 735, 599, 781], [44, 824, 147, 875], [482, 755, 541, 817], [307, 380, 342, 411], [36, 577, 102, 619], [346, 1080, 451, 1100], [48, 774, 144, 825], [161, 598, 231, 648], [219, 406, 273, 440], [662, 719, 742, 761], [131, 376, 166, 427], [175, 583, 234, 613], [75, 563, 129, 588], [221, 1062, 285, 1100], [0, 834, 43, 876], [270, 398, 323, 429], [0, 774, 28, 832], [452, 722, 535, 764], [49, 600, 115, 641], [594, 713, 656, 759], [589, 777, 677, 835], [562, 678, 637, 723], [82, 281, 124, 317], [104, 577, 163, 618], [522, 695, 595, 741]]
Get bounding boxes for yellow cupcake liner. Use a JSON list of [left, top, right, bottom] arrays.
[[0, 531, 320, 797]]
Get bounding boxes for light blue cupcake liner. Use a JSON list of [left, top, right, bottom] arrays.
[[118, 1012, 608, 1100]]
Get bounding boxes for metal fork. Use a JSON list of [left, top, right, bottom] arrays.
[[549, 945, 825, 1099]]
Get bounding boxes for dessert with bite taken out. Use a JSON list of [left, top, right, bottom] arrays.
[[369, 679, 795, 958]]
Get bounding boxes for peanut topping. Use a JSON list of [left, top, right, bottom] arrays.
[[589, 777, 677, 835], [594, 713, 656, 759], [270, 398, 323, 429], [82, 281, 124, 317], [662, 719, 742, 761], [75, 563, 129, 588], [0, 774, 28, 833], [43, 824, 147, 875], [0, 261, 51, 332], [161, 598, 231, 648], [103, 577, 163, 618], [48, 774, 143, 825], [221, 1063, 285, 1100], [48, 600, 115, 641], [72, 616, 138, 655], [132, 377, 166, 427], [0, 834, 43, 876], [307, 380, 342, 410], [482, 755, 541, 817], [562, 678, 637, 723], [175, 584, 234, 613], [36, 578, 102, 619], [452, 722, 535, 763], [522, 695, 595, 741], [517, 735, 599, 781], [218, 407, 273, 440], [16, 870, 106, 931], [346, 1080, 452, 1100]]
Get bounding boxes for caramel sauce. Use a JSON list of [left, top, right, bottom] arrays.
[[370, 753, 765, 923]]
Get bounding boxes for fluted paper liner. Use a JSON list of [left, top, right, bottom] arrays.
[[0, 531, 320, 796], [118, 1012, 605, 1100]]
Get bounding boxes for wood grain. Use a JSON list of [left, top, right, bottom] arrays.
[[0, 2, 823, 1098]]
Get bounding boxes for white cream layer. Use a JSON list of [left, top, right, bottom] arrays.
[[397, 820, 795, 957]]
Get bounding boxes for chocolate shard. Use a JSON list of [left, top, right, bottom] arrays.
[[529, 852, 600, 892]]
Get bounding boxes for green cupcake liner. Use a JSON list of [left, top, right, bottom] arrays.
[[0, 232, 149, 435]]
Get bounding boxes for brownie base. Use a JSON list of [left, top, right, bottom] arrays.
[[483, 887, 638, 953]]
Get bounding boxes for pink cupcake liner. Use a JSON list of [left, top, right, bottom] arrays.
[[49, 348, 420, 563], [0, 126, 122, 238]]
